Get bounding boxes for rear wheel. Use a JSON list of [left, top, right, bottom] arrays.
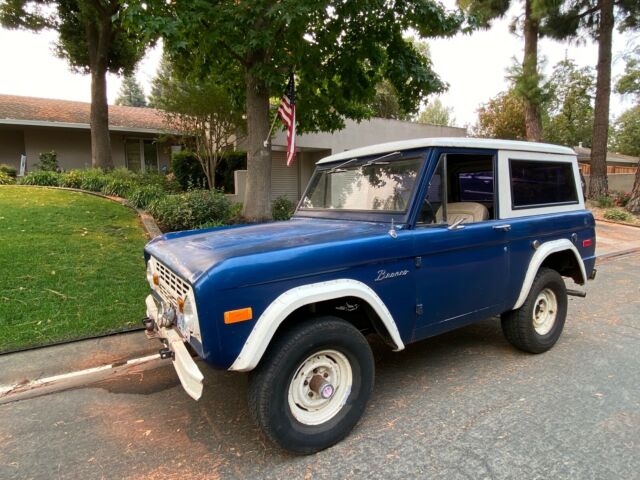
[[248, 316, 374, 454], [501, 267, 568, 353]]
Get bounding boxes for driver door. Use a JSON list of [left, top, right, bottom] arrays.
[[411, 151, 510, 341]]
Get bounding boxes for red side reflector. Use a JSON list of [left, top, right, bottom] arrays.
[[582, 239, 593, 248]]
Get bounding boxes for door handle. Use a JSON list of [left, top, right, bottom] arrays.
[[493, 224, 511, 232]]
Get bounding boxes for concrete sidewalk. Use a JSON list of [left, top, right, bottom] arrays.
[[595, 220, 640, 258], [0, 331, 159, 386]]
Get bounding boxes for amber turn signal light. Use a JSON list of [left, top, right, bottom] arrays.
[[152, 273, 159, 285], [224, 307, 253, 324]]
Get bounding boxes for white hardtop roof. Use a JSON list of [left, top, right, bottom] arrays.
[[316, 137, 576, 164]]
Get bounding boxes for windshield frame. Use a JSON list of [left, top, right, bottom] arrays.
[[294, 147, 431, 224]]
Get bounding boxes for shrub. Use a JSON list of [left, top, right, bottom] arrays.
[[79, 169, 108, 192], [596, 195, 613, 208], [0, 164, 17, 178], [101, 177, 134, 197], [149, 189, 233, 232], [172, 150, 207, 190], [59, 170, 83, 188], [127, 185, 166, 209], [108, 167, 137, 181], [36, 150, 59, 172], [604, 209, 632, 222], [272, 196, 295, 221], [611, 191, 631, 208], [18, 170, 60, 186], [0, 171, 16, 185]]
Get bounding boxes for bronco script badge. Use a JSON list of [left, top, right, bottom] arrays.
[[375, 269, 409, 282]]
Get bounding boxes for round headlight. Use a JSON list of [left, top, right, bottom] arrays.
[[182, 294, 200, 340]]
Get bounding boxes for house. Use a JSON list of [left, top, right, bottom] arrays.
[[574, 145, 639, 173], [0, 93, 468, 202], [234, 117, 467, 202], [0, 94, 173, 173]]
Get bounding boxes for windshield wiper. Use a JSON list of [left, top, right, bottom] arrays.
[[329, 151, 402, 173]]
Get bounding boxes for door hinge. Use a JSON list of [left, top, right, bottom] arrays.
[[416, 304, 423, 315], [415, 256, 422, 268]]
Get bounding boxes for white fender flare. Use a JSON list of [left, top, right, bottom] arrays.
[[512, 239, 587, 310], [228, 279, 405, 372]]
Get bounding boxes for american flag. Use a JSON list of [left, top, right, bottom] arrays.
[[277, 73, 296, 166]]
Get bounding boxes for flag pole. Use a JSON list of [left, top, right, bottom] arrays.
[[263, 113, 279, 147]]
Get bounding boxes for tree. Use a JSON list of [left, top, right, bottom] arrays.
[[543, 59, 595, 147], [615, 46, 640, 101], [369, 80, 409, 120], [0, 1, 153, 169], [473, 89, 527, 139], [152, 62, 244, 190], [148, 53, 173, 109], [541, 0, 640, 198], [116, 74, 147, 107], [128, 1, 465, 221], [613, 46, 640, 214], [416, 98, 456, 126], [459, 0, 563, 141], [610, 106, 640, 156]]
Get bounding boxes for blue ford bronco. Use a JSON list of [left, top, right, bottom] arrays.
[[142, 138, 596, 454]]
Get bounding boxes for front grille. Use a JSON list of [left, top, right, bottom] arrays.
[[151, 257, 191, 307]]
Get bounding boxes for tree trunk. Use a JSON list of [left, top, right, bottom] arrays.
[[523, 0, 543, 142], [588, 0, 613, 199], [627, 161, 640, 214], [90, 64, 113, 169], [242, 71, 272, 221]]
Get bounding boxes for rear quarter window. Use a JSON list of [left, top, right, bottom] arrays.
[[509, 160, 578, 208]]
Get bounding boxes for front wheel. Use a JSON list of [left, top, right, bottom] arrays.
[[501, 267, 568, 354], [248, 316, 374, 454]]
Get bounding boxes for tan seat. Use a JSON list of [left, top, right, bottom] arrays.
[[436, 202, 490, 224]]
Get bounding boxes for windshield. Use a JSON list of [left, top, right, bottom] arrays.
[[300, 157, 424, 212]]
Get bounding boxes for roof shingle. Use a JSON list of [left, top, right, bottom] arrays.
[[0, 94, 166, 132]]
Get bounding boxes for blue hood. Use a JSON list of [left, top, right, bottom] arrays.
[[145, 218, 389, 284]]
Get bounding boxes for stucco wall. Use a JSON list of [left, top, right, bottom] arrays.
[[584, 174, 635, 192], [0, 127, 25, 168], [269, 117, 467, 155], [23, 127, 92, 170]]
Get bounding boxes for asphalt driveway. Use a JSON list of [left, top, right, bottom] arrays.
[[1, 253, 639, 480]]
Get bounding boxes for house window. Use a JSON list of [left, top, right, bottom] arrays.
[[125, 138, 158, 172], [509, 160, 578, 208]]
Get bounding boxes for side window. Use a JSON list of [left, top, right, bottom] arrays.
[[418, 155, 446, 225], [510, 160, 578, 208], [418, 152, 496, 226]]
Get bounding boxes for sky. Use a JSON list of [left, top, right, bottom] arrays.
[[0, 3, 636, 129]]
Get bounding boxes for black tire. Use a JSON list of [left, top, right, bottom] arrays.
[[248, 316, 375, 454], [501, 267, 568, 354]]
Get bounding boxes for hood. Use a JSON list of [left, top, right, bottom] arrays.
[[145, 218, 388, 284]]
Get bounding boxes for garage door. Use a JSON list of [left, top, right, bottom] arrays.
[[271, 151, 299, 201]]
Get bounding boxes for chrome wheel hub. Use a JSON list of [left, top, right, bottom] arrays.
[[533, 288, 557, 335], [288, 349, 353, 426]]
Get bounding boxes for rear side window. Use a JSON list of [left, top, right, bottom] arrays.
[[510, 160, 578, 208]]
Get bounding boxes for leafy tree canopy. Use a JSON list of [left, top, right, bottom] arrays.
[[1, 0, 149, 75], [610, 106, 640, 157], [416, 98, 456, 126], [116, 74, 147, 107], [126, 0, 467, 133], [543, 58, 595, 147], [616, 46, 640, 101], [473, 88, 526, 140]]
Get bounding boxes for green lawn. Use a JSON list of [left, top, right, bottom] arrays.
[[0, 186, 149, 352]]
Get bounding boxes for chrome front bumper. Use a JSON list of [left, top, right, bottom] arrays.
[[145, 294, 204, 400]]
